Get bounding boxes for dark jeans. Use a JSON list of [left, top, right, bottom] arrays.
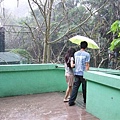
[[69, 75, 86, 104]]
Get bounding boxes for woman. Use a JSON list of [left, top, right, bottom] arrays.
[[64, 48, 76, 102]]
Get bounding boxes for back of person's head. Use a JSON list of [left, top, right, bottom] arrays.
[[65, 48, 76, 63], [68, 48, 76, 57], [80, 41, 88, 49]]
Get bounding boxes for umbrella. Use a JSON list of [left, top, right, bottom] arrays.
[[69, 35, 99, 49]]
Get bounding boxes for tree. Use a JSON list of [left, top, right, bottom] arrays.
[[107, 20, 120, 69], [1, 0, 110, 66], [81, 0, 120, 68], [26, 0, 107, 63]]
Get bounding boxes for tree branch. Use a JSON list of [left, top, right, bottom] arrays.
[[48, 0, 108, 44], [28, 0, 44, 35]]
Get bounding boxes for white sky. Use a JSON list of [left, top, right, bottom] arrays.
[[3, 0, 19, 8], [2, 0, 29, 17]]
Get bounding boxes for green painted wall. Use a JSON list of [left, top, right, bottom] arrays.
[[84, 70, 120, 120], [0, 64, 67, 97], [90, 67, 120, 76]]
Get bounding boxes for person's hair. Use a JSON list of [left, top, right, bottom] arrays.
[[65, 48, 76, 63], [80, 41, 88, 49]]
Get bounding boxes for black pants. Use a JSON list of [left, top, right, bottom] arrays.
[[69, 75, 86, 104]]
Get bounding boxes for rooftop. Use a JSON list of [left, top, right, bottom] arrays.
[[0, 92, 99, 120], [0, 64, 119, 119], [0, 52, 26, 64]]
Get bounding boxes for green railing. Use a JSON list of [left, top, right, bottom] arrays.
[[90, 67, 120, 76], [1, 64, 120, 120], [0, 64, 66, 97], [84, 68, 120, 120]]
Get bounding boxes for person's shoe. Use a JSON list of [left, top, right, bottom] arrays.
[[63, 99, 69, 102], [68, 96, 70, 99], [69, 102, 75, 106]]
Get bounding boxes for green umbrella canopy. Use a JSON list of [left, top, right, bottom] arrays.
[[69, 35, 99, 49]]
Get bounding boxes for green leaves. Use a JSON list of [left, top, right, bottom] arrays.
[[109, 20, 120, 50], [118, 33, 120, 37], [110, 38, 120, 50], [11, 49, 32, 59], [110, 20, 120, 34]]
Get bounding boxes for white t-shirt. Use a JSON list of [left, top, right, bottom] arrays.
[[74, 50, 90, 76], [64, 57, 74, 75]]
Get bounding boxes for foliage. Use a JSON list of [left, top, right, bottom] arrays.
[[10, 49, 32, 63], [3, 0, 120, 68], [110, 20, 120, 34], [109, 20, 120, 50]]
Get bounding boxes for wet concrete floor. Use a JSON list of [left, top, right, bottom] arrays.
[[0, 92, 99, 120]]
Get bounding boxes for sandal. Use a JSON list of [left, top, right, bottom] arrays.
[[63, 99, 69, 102], [68, 96, 70, 99]]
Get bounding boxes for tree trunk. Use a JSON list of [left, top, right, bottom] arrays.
[[43, 40, 47, 63], [47, 44, 50, 63]]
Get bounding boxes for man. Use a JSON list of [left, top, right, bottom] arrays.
[[69, 41, 90, 106]]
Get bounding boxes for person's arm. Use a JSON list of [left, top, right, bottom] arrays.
[[85, 62, 89, 71], [85, 53, 90, 70], [71, 60, 75, 68], [70, 57, 75, 68]]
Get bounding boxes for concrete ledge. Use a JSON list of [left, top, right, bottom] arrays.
[[90, 67, 120, 76], [0, 64, 66, 97], [84, 71, 120, 89], [84, 70, 120, 120], [0, 63, 60, 72]]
